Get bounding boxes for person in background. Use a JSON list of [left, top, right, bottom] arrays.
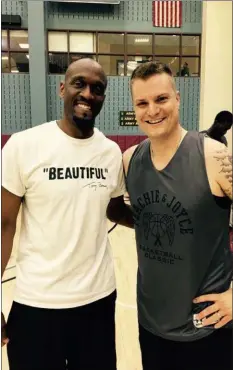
[[201, 110, 233, 146], [180, 62, 190, 76]]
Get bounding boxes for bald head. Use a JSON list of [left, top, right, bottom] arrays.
[[65, 58, 107, 87]]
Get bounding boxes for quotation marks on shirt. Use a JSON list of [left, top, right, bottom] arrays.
[[43, 168, 49, 173]]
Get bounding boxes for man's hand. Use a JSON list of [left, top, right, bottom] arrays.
[[107, 195, 134, 228], [193, 288, 232, 328], [1, 312, 9, 346]]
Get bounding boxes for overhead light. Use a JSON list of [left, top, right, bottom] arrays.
[[135, 38, 149, 43], [1, 56, 8, 60], [19, 43, 29, 49]]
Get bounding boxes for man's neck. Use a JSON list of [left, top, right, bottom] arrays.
[[57, 117, 94, 139], [150, 125, 186, 169]]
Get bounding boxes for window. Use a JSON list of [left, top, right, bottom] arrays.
[[156, 56, 180, 77], [47, 31, 201, 77], [48, 32, 68, 52], [48, 53, 68, 74], [127, 34, 153, 55], [10, 30, 29, 51], [69, 32, 96, 53], [181, 57, 199, 77], [98, 33, 124, 54], [126, 56, 150, 76], [99, 55, 124, 76], [1, 29, 29, 73], [182, 35, 199, 56], [1, 30, 8, 51], [1, 30, 201, 75], [154, 35, 180, 55]]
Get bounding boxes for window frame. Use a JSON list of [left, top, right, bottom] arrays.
[[2, 29, 201, 76], [47, 30, 201, 77], [2, 28, 29, 73]]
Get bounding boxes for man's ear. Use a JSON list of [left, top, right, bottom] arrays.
[[59, 81, 65, 99], [176, 90, 180, 109]]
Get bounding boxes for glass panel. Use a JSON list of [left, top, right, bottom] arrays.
[[126, 56, 151, 76], [69, 54, 96, 64], [182, 36, 200, 56], [98, 33, 124, 54], [127, 34, 152, 55], [154, 56, 180, 76], [69, 32, 96, 53], [48, 32, 68, 52], [98, 55, 124, 76], [10, 30, 29, 51], [48, 53, 68, 74], [1, 30, 8, 51], [181, 58, 199, 76], [2, 52, 9, 72], [10, 52, 29, 73], [154, 35, 180, 55]]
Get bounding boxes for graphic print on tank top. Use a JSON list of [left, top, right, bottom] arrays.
[[132, 188, 194, 266]]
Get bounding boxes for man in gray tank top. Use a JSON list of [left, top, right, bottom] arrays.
[[123, 62, 232, 370]]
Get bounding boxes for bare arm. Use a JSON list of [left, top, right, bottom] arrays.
[[123, 145, 138, 177], [107, 195, 134, 228], [106, 147, 139, 228], [213, 145, 232, 200], [1, 187, 22, 279]]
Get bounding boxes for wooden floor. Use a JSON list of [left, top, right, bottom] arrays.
[[1, 219, 142, 370]]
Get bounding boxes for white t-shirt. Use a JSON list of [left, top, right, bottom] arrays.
[[2, 121, 125, 308]]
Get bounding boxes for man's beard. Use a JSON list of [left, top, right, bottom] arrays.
[[72, 115, 95, 134]]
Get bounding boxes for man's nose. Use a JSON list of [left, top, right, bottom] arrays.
[[80, 85, 94, 100], [147, 103, 160, 117]]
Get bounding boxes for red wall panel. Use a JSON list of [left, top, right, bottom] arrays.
[[1, 135, 146, 152]]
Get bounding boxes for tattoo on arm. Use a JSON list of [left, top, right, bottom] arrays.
[[214, 148, 232, 198]]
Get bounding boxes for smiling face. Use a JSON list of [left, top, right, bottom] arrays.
[[131, 73, 180, 139], [60, 59, 107, 134]]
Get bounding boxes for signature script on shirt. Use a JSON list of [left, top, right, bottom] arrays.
[[83, 182, 108, 191]]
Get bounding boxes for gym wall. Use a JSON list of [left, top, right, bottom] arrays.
[[2, 0, 202, 151]]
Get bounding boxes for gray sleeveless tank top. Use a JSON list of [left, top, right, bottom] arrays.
[[126, 131, 232, 341]]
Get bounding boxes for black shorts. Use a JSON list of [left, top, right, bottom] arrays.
[[139, 323, 232, 370], [7, 291, 117, 370]]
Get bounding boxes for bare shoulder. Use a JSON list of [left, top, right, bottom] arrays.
[[204, 136, 231, 162], [204, 136, 232, 199], [123, 145, 138, 175]]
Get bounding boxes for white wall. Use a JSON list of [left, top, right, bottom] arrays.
[[199, 1, 232, 151]]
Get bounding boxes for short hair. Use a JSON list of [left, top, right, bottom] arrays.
[[214, 110, 232, 130], [130, 61, 176, 91], [131, 61, 173, 83]]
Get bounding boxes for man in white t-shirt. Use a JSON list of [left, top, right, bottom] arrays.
[[1, 58, 134, 370]]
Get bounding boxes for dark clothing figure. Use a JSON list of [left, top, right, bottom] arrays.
[[201, 110, 232, 146]]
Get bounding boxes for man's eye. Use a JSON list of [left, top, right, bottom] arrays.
[[94, 85, 104, 95], [75, 81, 83, 88], [158, 97, 167, 102]]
